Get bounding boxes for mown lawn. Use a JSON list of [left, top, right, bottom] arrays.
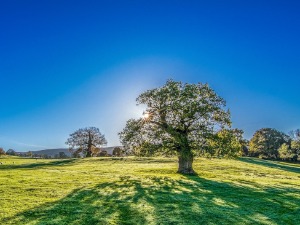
[[0, 156, 299, 225]]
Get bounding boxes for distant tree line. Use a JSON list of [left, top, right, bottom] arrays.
[[248, 128, 300, 161], [118, 126, 299, 163], [0, 147, 125, 159]]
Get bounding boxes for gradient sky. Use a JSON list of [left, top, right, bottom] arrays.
[[1, 0, 300, 151]]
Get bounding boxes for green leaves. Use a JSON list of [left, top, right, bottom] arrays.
[[120, 80, 233, 158], [249, 128, 290, 159], [207, 129, 244, 158]]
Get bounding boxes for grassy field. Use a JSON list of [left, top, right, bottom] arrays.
[[0, 156, 299, 225]]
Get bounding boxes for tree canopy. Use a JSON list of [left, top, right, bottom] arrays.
[[288, 129, 300, 141], [0, 147, 5, 156], [6, 149, 16, 156], [119, 80, 236, 174], [249, 128, 290, 159], [207, 128, 245, 158], [278, 143, 298, 161], [66, 127, 107, 157], [112, 147, 124, 157]]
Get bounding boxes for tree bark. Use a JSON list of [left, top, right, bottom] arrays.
[[177, 152, 195, 175], [86, 131, 92, 157], [86, 150, 92, 157], [174, 133, 196, 175]]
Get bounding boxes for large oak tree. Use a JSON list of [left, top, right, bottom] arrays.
[[66, 127, 107, 157], [119, 80, 232, 174]]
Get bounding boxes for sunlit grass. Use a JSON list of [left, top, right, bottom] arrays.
[[0, 156, 299, 224]]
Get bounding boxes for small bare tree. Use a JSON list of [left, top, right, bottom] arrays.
[[0, 147, 6, 157], [66, 127, 107, 157]]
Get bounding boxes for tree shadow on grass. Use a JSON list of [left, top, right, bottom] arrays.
[[2, 175, 300, 225], [96, 157, 178, 164], [239, 157, 300, 174], [0, 159, 77, 170]]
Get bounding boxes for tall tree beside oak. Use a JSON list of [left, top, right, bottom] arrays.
[[288, 129, 300, 161], [249, 128, 290, 159], [207, 128, 245, 158]]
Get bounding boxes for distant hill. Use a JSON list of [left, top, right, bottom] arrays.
[[17, 146, 122, 157]]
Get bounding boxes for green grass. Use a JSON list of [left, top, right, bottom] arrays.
[[0, 156, 300, 225]]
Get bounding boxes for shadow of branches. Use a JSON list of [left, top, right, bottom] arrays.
[[239, 157, 300, 174], [0, 159, 77, 170], [2, 175, 299, 225]]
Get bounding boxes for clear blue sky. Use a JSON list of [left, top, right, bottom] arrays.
[[1, 0, 299, 151]]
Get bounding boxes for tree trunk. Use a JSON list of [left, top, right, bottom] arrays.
[[86, 132, 92, 157], [175, 133, 196, 175], [177, 152, 195, 175], [86, 150, 92, 157]]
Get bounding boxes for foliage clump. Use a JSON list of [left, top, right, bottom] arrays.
[[249, 128, 290, 159], [248, 128, 300, 161]]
